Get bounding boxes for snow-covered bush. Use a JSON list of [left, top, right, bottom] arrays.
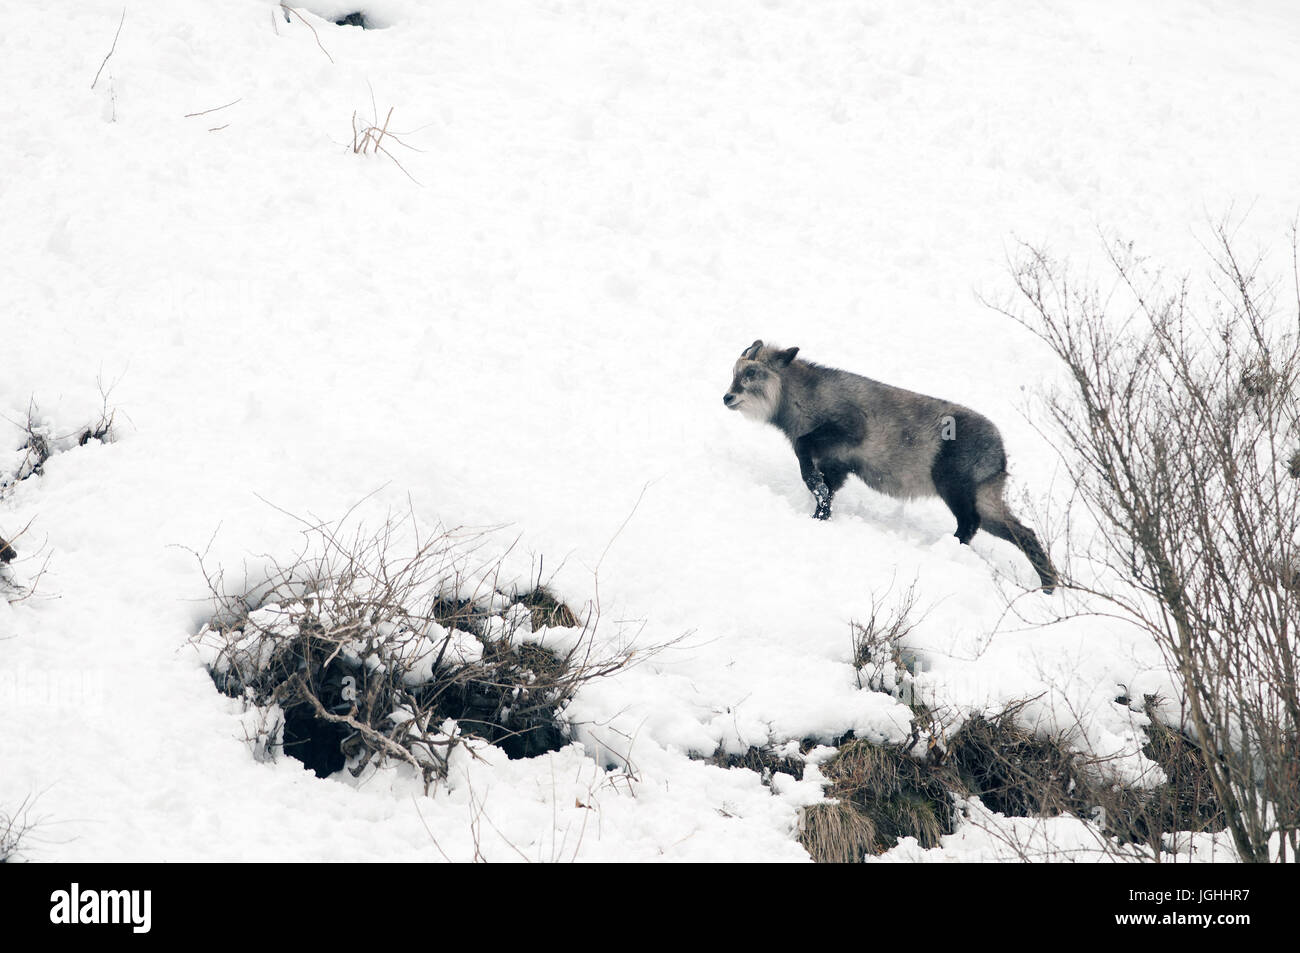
[[851, 580, 922, 701], [191, 514, 634, 788], [800, 701, 1230, 863], [1, 394, 116, 603], [1, 398, 114, 493], [798, 589, 1233, 862]]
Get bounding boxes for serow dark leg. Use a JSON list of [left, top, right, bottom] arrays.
[[808, 473, 832, 520], [934, 477, 980, 544], [796, 437, 852, 521], [806, 460, 850, 521]]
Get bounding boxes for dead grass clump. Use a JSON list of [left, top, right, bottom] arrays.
[[1106, 698, 1228, 849], [937, 699, 1230, 856], [942, 710, 1084, 818], [801, 738, 953, 862], [798, 801, 879, 865], [430, 592, 489, 637], [825, 739, 951, 849], [516, 585, 580, 631]]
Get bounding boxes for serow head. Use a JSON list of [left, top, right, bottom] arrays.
[[723, 339, 798, 420]]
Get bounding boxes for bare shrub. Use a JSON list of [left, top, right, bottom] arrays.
[[0, 793, 44, 863], [995, 225, 1300, 862], [0, 516, 51, 605], [851, 580, 921, 690], [190, 510, 643, 789]]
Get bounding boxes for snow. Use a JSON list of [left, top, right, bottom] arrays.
[[4, 0, 1298, 862]]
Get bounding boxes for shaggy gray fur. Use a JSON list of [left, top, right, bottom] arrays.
[[724, 340, 1057, 592]]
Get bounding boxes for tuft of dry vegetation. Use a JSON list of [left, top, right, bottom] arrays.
[[350, 89, 423, 185], [940, 706, 1086, 820], [802, 736, 952, 862], [1127, 697, 1228, 844], [798, 799, 880, 865], [516, 585, 580, 631]]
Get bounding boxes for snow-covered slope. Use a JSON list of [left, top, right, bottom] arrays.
[[3, 0, 1297, 861]]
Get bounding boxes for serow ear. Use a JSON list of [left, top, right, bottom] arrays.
[[772, 346, 799, 367], [741, 339, 764, 359]]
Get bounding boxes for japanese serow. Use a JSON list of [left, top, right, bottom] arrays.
[[723, 340, 1057, 593]]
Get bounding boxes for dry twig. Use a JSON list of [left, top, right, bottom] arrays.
[[90, 8, 126, 90]]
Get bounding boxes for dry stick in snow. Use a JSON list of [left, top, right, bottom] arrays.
[[280, 4, 334, 64], [352, 107, 423, 185], [90, 8, 126, 90], [184, 98, 242, 119]]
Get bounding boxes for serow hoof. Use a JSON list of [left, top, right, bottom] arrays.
[[813, 505, 831, 521]]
